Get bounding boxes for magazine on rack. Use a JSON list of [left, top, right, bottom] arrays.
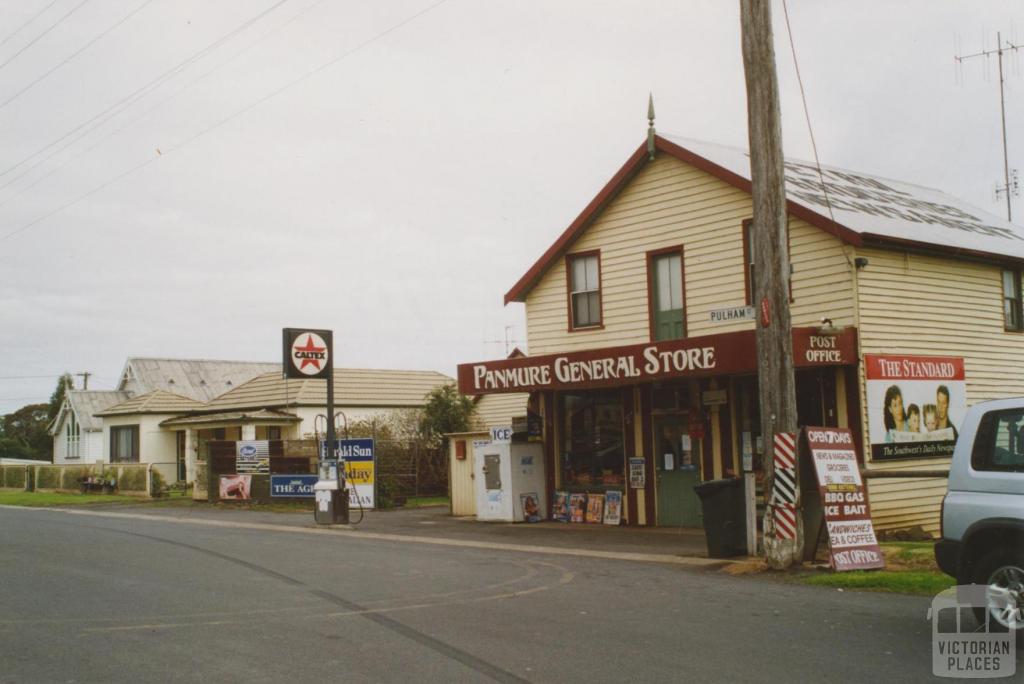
[[586, 493, 605, 524], [569, 493, 586, 523], [552, 490, 570, 522], [603, 490, 622, 525]]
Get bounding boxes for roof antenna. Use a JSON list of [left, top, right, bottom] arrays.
[[647, 93, 657, 160]]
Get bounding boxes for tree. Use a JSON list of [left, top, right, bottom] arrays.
[[48, 372, 73, 423], [0, 403, 51, 460], [417, 384, 475, 450]]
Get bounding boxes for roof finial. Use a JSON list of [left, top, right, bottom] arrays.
[[647, 92, 656, 160]]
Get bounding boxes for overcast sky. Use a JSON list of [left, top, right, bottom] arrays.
[[0, 0, 1021, 414]]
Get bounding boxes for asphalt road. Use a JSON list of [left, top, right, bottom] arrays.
[[0, 506, 1016, 683]]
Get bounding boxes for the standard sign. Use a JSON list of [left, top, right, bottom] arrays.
[[270, 474, 318, 497]]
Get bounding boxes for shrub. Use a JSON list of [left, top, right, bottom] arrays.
[[150, 469, 167, 497], [61, 467, 92, 489], [1, 466, 24, 488], [117, 467, 146, 492], [35, 467, 61, 490]]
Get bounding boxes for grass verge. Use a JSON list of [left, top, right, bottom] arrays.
[[0, 491, 139, 507], [402, 496, 449, 509], [798, 569, 954, 596]]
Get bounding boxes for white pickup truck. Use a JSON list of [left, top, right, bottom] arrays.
[[935, 397, 1024, 629]]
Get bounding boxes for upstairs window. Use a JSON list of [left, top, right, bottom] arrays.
[[1003, 269, 1022, 332], [649, 248, 685, 341], [568, 252, 602, 330]]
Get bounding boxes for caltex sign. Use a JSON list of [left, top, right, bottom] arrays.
[[282, 328, 333, 380]]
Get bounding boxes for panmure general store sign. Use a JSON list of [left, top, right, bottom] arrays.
[[458, 327, 857, 394]]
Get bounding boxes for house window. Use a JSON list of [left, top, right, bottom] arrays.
[[65, 411, 80, 460], [267, 426, 282, 440], [743, 219, 793, 304], [1003, 269, 1022, 332], [567, 252, 602, 329], [110, 425, 139, 463], [649, 248, 685, 341]]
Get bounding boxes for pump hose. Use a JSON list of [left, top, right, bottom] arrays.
[[346, 481, 365, 525]]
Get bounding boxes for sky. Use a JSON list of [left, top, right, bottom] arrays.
[[0, 0, 1021, 414]]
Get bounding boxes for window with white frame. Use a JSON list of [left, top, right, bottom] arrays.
[[568, 252, 601, 329]]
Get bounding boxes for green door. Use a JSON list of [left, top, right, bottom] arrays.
[[654, 413, 702, 527]]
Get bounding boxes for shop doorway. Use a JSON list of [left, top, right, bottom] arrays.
[[654, 413, 702, 527]]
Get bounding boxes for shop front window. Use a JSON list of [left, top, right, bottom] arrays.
[[560, 390, 624, 488]]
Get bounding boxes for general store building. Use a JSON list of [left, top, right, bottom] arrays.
[[457, 133, 1024, 535]]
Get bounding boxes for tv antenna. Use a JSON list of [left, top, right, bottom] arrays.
[[956, 31, 1022, 221], [484, 325, 525, 356]]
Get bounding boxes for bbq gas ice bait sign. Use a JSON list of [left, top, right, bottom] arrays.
[[282, 328, 333, 380]]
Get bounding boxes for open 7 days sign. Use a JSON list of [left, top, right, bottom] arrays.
[[282, 328, 333, 381]]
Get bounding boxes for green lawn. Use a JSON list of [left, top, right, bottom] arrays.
[[402, 496, 449, 508], [793, 541, 955, 596], [0, 491, 140, 507], [798, 570, 955, 596]]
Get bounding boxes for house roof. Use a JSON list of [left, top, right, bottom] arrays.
[[49, 390, 129, 434], [470, 392, 530, 431], [200, 368, 454, 412], [160, 409, 301, 428], [505, 134, 1024, 303], [96, 390, 208, 416], [119, 358, 280, 402]]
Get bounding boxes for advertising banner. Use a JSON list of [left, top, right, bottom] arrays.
[[806, 427, 884, 571], [320, 438, 375, 509], [270, 474, 318, 498], [865, 354, 965, 461], [235, 440, 270, 474], [219, 474, 252, 501]]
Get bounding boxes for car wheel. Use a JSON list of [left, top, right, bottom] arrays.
[[973, 549, 1024, 631]]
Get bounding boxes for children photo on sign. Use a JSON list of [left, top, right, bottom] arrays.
[[552, 490, 570, 522], [520, 492, 540, 523], [604, 490, 622, 525], [569, 493, 586, 523], [586, 493, 605, 524]]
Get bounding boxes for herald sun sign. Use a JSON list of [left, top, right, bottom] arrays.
[[282, 328, 333, 380]]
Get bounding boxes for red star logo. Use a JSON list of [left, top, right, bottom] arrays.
[[295, 335, 326, 371]]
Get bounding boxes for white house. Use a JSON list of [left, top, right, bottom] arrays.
[[49, 358, 278, 466]]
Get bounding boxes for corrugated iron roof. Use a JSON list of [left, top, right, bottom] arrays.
[[203, 368, 453, 412], [96, 390, 208, 416], [506, 134, 1024, 303], [56, 390, 129, 432], [120, 358, 280, 402]]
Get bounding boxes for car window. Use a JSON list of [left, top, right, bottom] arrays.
[[972, 408, 1024, 472]]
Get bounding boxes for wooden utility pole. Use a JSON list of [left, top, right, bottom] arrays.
[[740, 0, 802, 568]]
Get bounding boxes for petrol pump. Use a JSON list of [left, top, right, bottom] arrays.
[[283, 327, 349, 525]]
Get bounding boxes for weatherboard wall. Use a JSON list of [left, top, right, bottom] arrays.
[[854, 246, 1024, 535], [524, 153, 856, 355]]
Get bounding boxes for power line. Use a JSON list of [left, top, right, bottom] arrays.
[[0, 0, 62, 52], [0, 0, 329, 209], [0, 0, 290, 184], [0, 0, 92, 72], [0, 0, 157, 111], [2, 0, 451, 241]]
